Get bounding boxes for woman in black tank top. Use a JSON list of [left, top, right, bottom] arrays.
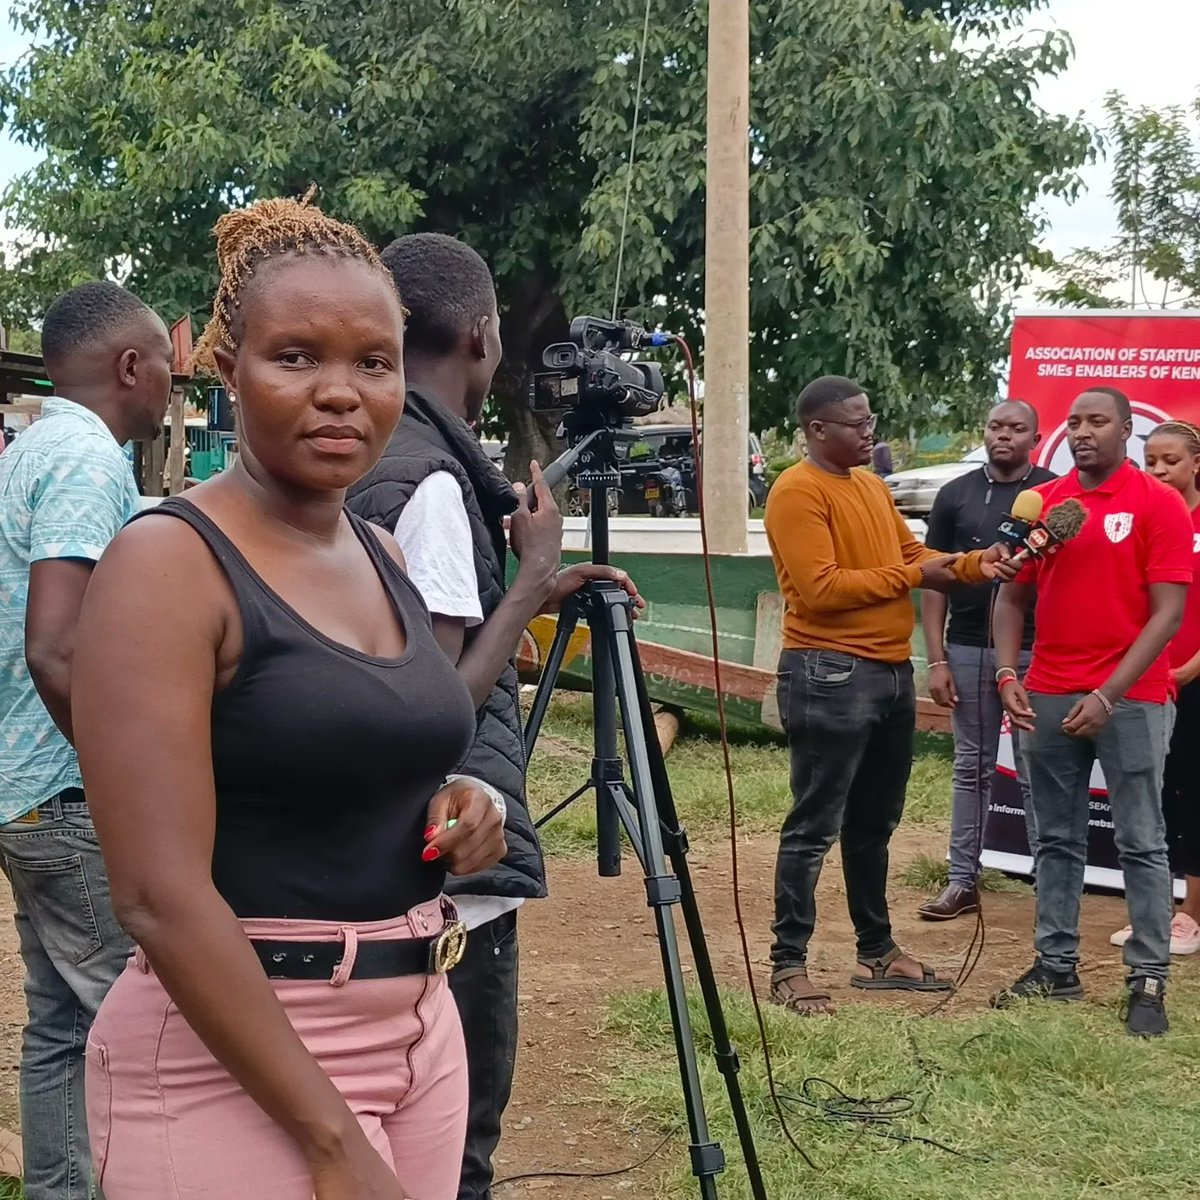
[[70, 198, 505, 1200]]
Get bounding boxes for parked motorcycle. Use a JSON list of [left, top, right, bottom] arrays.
[[565, 486, 620, 518], [642, 465, 687, 518]]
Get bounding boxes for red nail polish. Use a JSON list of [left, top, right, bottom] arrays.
[[424, 824, 438, 842], [421, 845, 441, 863]]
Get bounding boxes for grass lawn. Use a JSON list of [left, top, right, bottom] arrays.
[[529, 691, 1200, 1199], [899, 854, 1033, 896], [9, 693, 1185, 1200], [525, 692, 956, 853], [604, 986, 1200, 1199]]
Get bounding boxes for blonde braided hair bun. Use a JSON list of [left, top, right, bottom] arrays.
[[192, 189, 398, 373]]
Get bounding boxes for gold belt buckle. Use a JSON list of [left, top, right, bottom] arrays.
[[428, 919, 468, 974]]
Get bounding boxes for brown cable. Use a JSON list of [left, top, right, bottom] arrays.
[[676, 336, 818, 1169]]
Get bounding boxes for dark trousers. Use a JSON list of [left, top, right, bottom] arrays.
[[946, 645, 1038, 883], [1164, 680, 1200, 878], [448, 910, 519, 1200], [770, 648, 915, 968], [0, 794, 132, 1200]]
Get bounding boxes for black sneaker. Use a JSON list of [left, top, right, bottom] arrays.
[[990, 962, 1084, 1008], [1124, 977, 1169, 1038]]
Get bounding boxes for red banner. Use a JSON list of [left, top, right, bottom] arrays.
[[1009, 311, 1200, 474], [983, 311, 1200, 891]]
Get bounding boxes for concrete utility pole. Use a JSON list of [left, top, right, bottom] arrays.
[[702, 0, 750, 554]]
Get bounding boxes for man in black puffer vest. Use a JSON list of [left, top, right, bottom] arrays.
[[347, 233, 640, 1200]]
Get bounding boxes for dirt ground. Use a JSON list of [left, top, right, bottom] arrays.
[[0, 826, 1141, 1197]]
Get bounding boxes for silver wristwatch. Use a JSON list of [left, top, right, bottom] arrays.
[[444, 774, 507, 825]]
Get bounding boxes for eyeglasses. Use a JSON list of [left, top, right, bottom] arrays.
[[819, 414, 878, 435]]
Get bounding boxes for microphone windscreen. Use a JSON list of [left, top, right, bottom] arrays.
[[1010, 490, 1045, 522], [1044, 497, 1087, 542]]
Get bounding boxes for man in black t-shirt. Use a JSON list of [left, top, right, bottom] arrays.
[[918, 401, 1055, 920]]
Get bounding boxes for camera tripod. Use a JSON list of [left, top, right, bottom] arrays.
[[525, 439, 768, 1200]]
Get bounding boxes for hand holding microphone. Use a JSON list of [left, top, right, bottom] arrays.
[[1000, 491, 1088, 567], [978, 542, 1021, 582], [997, 489, 1044, 551], [993, 491, 1090, 734]]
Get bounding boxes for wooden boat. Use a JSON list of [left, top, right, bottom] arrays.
[[516, 516, 950, 735]]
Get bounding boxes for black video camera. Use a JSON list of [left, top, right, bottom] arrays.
[[530, 316, 666, 426]]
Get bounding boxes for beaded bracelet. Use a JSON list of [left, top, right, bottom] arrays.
[[1090, 689, 1114, 717]]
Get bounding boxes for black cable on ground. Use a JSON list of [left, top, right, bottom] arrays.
[[775, 1078, 977, 1158], [492, 1131, 676, 1188]]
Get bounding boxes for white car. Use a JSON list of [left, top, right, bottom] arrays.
[[884, 446, 987, 517]]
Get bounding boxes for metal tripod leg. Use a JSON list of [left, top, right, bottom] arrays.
[[586, 582, 727, 1199], [620, 607, 770, 1200], [524, 597, 582, 760], [523, 578, 767, 1199], [522, 592, 624, 876]]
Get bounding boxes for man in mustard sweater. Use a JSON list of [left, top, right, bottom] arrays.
[[765, 375, 1016, 1015]]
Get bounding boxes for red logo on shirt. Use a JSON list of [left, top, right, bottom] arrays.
[[1103, 512, 1134, 544]]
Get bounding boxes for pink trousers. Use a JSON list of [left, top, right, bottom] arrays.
[[84, 899, 468, 1200]]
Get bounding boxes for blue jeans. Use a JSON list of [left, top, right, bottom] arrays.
[[771, 649, 915, 967], [946, 645, 1038, 885], [1022, 694, 1173, 984], [0, 793, 131, 1200]]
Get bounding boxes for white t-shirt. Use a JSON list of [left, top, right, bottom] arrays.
[[393, 470, 524, 933], [393, 471, 484, 626]]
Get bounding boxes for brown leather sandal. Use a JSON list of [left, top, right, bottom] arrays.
[[769, 967, 836, 1015], [851, 947, 952, 992]]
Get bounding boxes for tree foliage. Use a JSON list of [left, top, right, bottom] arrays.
[[1040, 91, 1200, 311], [1, 0, 1092, 455]]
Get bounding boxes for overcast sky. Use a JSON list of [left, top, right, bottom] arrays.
[[1, 0, 1197, 265], [1034, 0, 1199, 259]]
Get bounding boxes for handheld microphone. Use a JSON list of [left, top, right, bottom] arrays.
[[1010, 497, 1088, 565], [997, 490, 1044, 550]]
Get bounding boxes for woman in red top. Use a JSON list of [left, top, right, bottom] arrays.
[[1111, 421, 1200, 954]]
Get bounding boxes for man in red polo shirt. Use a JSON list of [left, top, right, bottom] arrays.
[[992, 387, 1192, 1037]]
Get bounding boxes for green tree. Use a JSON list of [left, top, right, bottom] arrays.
[[1040, 91, 1200, 310], [1, 325, 40, 354], [1, 0, 1091, 466]]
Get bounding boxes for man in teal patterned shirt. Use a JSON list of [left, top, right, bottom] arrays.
[[0, 281, 171, 1200]]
